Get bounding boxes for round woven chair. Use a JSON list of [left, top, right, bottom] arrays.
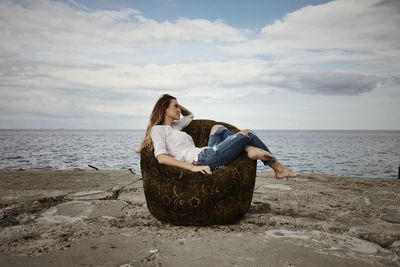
[[140, 119, 257, 226]]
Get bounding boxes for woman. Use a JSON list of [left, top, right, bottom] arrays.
[[138, 94, 299, 179]]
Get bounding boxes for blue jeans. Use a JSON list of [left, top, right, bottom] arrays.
[[197, 126, 276, 169]]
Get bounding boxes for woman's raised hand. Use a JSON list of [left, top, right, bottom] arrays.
[[191, 165, 212, 175]]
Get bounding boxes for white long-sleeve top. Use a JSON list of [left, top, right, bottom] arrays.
[[150, 114, 207, 163]]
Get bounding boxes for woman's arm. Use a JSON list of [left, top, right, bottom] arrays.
[[178, 104, 193, 117], [157, 154, 212, 174], [173, 104, 194, 130]]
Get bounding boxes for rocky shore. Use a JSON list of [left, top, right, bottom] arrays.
[[0, 170, 399, 266]]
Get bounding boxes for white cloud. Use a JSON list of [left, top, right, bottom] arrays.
[[0, 0, 248, 55], [0, 0, 399, 129], [227, 0, 400, 73]]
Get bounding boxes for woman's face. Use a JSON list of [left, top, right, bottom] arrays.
[[164, 99, 181, 121]]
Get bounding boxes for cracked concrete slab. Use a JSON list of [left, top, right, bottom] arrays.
[[0, 170, 399, 266]]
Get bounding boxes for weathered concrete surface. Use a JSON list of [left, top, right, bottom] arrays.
[[0, 170, 399, 266]]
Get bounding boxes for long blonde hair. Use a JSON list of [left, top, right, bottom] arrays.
[[136, 94, 177, 154]]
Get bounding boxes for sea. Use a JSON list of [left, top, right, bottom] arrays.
[[0, 129, 399, 178]]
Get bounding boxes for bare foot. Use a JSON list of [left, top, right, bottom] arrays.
[[275, 167, 299, 179]]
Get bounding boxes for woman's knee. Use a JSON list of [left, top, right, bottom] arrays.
[[210, 124, 225, 136]]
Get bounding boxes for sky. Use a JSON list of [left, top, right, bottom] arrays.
[[0, 0, 399, 130]]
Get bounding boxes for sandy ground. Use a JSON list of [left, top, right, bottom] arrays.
[[0, 169, 399, 266]]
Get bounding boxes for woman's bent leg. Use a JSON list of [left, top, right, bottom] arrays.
[[210, 129, 276, 165], [197, 130, 299, 178], [200, 132, 250, 167], [245, 132, 299, 178]]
